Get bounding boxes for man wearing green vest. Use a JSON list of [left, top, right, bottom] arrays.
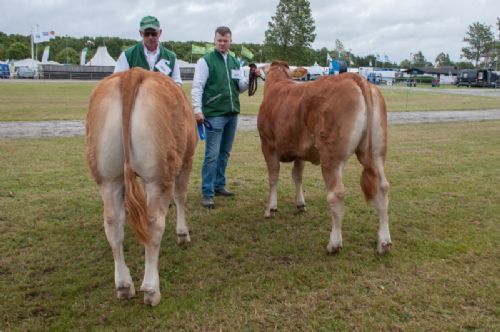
[[192, 26, 260, 209], [114, 16, 182, 85]]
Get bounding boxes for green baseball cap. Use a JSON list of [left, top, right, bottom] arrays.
[[140, 16, 160, 31]]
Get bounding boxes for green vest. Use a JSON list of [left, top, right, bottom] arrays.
[[202, 51, 241, 117], [124, 43, 176, 76]]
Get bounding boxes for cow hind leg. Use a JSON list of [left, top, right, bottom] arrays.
[[263, 151, 280, 218], [374, 158, 392, 254], [321, 162, 345, 255], [100, 180, 136, 300], [174, 164, 191, 245], [140, 182, 172, 306], [292, 159, 306, 213]]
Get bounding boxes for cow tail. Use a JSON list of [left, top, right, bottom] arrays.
[[358, 78, 378, 202], [120, 69, 150, 244]]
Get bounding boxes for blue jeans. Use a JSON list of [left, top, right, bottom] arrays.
[[201, 115, 238, 198]]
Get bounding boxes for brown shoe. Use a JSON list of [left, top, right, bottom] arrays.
[[215, 188, 235, 197]]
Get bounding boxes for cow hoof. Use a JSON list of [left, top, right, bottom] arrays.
[[377, 241, 392, 255], [296, 205, 306, 213], [326, 244, 342, 255], [116, 283, 135, 300], [176, 232, 191, 246], [141, 287, 161, 306]]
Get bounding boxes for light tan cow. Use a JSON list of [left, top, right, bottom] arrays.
[[257, 61, 391, 255], [85, 67, 197, 306]]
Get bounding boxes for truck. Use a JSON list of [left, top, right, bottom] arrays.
[[456, 69, 499, 88]]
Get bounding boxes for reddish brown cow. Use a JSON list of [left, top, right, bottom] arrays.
[[257, 61, 391, 254], [86, 68, 197, 306]]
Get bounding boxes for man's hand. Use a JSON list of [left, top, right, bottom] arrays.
[[195, 112, 205, 124]]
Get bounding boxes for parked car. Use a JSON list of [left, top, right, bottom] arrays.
[[16, 66, 36, 79]]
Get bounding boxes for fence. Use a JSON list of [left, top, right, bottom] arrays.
[[38, 64, 196, 81], [39, 64, 114, 80]]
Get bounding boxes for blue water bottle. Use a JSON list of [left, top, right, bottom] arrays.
[[197, 122, 205, 140]]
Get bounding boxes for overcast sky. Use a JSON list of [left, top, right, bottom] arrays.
[[1, 0, 498, 64]]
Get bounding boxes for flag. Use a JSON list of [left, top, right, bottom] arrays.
[[240, 46, 254, 59], [41, 46, 50, 63], [205, 43, 214, 53], [80, 47, 88, 65], [34, 30, 55, 44], [191, 44, 205, 55]]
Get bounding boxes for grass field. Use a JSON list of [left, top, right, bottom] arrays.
[[380, 87, 500, 112], [1, 121, 499, 330], [0, 80, 499, 121]]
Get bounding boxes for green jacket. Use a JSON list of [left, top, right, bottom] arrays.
[[124, 43, 176, 76], [202, 50, 241, 117]]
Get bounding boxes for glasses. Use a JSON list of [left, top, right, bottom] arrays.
[[143, 31, 158, 37]]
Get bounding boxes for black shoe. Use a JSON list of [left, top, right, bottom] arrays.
[[215, 188, 235, 197], [201, 197, 215, 209]]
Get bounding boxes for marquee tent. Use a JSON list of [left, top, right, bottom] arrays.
[[86, 46, 116, 66]]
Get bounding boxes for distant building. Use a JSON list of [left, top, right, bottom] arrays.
[[403, 66, 459, 84]]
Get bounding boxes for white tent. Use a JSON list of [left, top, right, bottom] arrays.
[[308, 62, 324, 76], [86, 46, 116, 66]]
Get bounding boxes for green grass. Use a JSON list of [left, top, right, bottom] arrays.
[[1, 122, 499, 330], [0, 81, 95, 121], [380, 86, 500, 112], [0, 80, 499, 121]]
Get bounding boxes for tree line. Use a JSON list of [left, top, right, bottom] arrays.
[[1, 1, 498, 70], [0, 32, 404, 68]]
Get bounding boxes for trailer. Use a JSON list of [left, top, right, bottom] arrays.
[[457, 69, 499, 88]]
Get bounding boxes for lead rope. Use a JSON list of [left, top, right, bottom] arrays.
[[248, 63, 258, 96]]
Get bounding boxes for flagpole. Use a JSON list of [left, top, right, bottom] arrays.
[[35, 24, 39, 61], [30, 27, 34, 60]]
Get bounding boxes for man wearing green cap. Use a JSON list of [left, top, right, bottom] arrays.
[[114, 16, 182, 85]]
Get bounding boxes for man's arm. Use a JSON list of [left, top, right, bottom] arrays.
[[114, 52, 130, 73], [238, 65, 261, 93], [191, 58, 209, 120], [237, 66, 249, 92], [171, 59, 182, 86]]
